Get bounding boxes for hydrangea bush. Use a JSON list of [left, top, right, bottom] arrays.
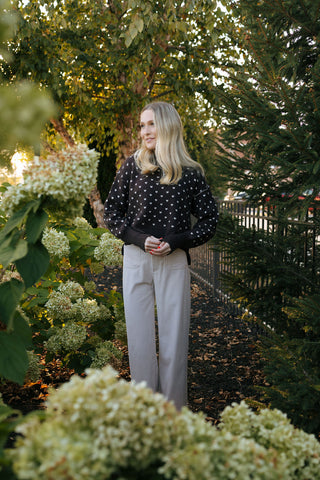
[[11, 367, 320, 480], [41, 227, 70, 259], [94, 231, 123, 267], [41, 280, 124, 372], [1, 144, 100, 218]]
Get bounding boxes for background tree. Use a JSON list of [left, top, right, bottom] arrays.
[[212, 0, 320, 433], [0, 0, 55, 168], [7, 0, 236, 223]]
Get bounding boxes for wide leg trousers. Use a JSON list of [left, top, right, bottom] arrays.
[[123, 244, 190, 410]]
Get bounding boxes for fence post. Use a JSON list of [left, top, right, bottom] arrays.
[[212, 247, 220, 295]]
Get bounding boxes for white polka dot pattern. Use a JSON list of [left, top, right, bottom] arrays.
[[104, 156, 219, 251]]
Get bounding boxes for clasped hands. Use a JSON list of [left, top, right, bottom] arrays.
[[144, 236, 171, 256]]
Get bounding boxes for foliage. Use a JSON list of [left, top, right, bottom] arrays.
[[213, 0, 320, 209], [20, 218, 124, 374], [0, 395, 22, 479], [1, 144, 100, 217], [260, 294, 320, 434], [214, 211, 319, 333], [8, 0, 238, 160], [210, 0, 320, 432], [0, 143, 101, 384], [196, 129, 226, 195], [9, 366, 320, 480], [0, 197, 50, 385], [0, 148, 124, 475], [0, 0, 55, 168]]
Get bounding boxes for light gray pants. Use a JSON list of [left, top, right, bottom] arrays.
[[123, 244, 190, 409]]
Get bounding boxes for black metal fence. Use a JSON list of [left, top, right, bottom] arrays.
[[190, 200, 319, 307]]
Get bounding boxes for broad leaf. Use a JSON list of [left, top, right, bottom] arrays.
[[0, 331, 29, 384], [15, 242, 50, 288], [26, 208, 48, 243], [0, 279, 24, 327], [12, 310, 32, 348], [0, 237, 28, 269], [0, 199, 41, 239]]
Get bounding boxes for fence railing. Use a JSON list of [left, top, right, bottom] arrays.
[[190, 200, 319, 307]]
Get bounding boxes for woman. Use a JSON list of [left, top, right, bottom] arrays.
[[104, 101, 218, 409]]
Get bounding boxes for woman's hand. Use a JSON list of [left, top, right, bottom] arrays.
[[144, 236, 171, 256], [144, 236, 161, 253]]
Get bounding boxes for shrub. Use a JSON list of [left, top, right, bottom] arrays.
[[1, 144, 99, 218], [10, 367, 320, 480]]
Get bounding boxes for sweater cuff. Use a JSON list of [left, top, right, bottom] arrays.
[[163, 231, 190, 251], [122, 227, 149, 251]]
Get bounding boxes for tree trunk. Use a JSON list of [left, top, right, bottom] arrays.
[[88, 185, 105, 227], [50, 117, 106, 227]]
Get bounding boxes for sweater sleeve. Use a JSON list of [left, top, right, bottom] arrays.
[[163, 173, 219, 251], [103, 158, 148, 250]]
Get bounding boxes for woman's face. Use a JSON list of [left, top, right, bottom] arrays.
[[140, 109, 157, 151]]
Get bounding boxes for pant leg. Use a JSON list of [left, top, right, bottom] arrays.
[[153, 249, 191, 409], [122, 245, 159, 391]]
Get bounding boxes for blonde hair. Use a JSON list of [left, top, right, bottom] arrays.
[[134, 101, 204, 184]]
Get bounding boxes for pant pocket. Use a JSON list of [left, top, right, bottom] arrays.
[[123, 244, 142, 268]]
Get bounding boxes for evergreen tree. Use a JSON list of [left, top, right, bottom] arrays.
[[212, 0, 320, 433]]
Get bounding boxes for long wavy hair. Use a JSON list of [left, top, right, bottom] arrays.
[[134, 101, 204, 185]]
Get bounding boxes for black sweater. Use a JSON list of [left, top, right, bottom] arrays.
[[104, 155, 219, 255]]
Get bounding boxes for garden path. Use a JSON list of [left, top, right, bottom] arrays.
[[1, 267, 267, 425]]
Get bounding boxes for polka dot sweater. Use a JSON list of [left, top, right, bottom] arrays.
[[104, 155, 219, 257]]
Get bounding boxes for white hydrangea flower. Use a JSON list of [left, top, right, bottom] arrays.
[[45, 285, 111, 324], [11, 369, 320, 480], [84, 280, 97, 292], [72, 298, 110, 323], [94, 232, 123, 266], [45, 291, 73, 321], [219, 401, 320, 479], [44, 322, 87, 353], [2, 144, 99, 217], [73, 216, 92, 230], [58, 280, 84, 301], [42, 227, 70, 259], [90, 341, 123, 369]]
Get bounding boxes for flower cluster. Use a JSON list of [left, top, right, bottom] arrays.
[[58, 280, 84, 301], [0, 270, 23, 284], [73, 216, 92, 230], [219, 401, 320, 479], [41, 227, 70, 259], [45, 291, 73, 322], [11, 367, 320, 480], [45, 281, 111, 324], [45, 322, 87, 354], [2, 144, 99, 217], [94, 231, 123, 267], [90, 340, 123, 369]]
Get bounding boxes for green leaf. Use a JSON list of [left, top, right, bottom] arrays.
[[0, 237, 28, 269], [12, 310, 32, 348], [136, 17, 144, 33], [0, 403, 22, 453], [0, 199, 41, 239], [0, 279, 24, 327], [26, 208, 48, 243], [0, 331, 29, 384], [15, 242, 50, 288]]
